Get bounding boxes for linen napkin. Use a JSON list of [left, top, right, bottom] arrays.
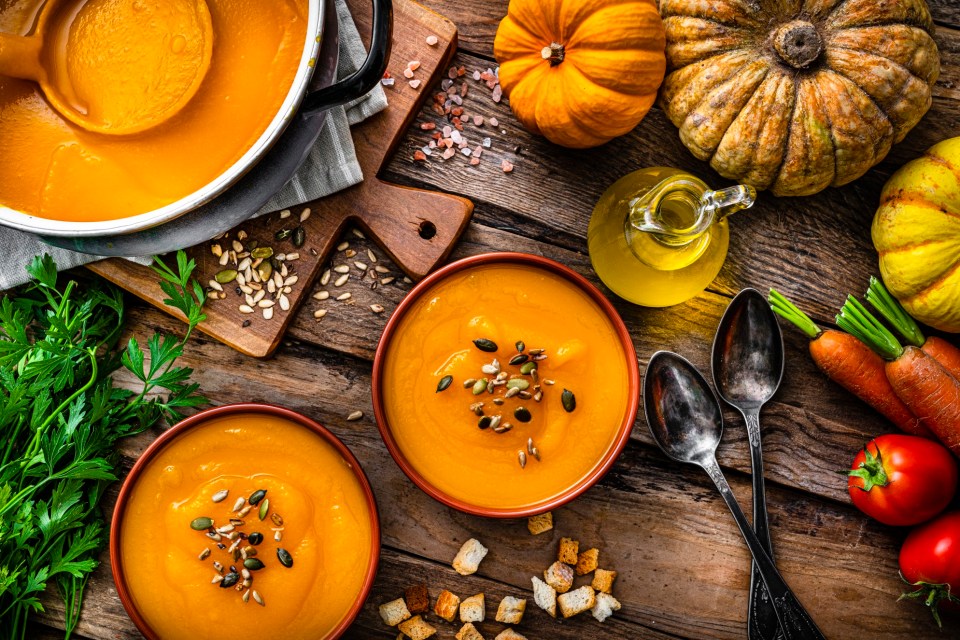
[[0, 0, 387, 290]]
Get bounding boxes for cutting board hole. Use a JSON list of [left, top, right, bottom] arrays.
[[419, 220, 437, 240]]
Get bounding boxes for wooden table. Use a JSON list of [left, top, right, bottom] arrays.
[[31, 0, 960, 638]]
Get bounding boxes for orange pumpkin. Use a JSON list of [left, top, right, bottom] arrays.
[[494, 0, 666, 149]]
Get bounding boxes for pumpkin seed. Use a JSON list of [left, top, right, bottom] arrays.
[[257, 261, 273, 282], [472, 379, 488, 395], [211, 490, 229, 503], [509, 354, 529, 366], [251, 247, 273, 259], [478, 416, 492, 430], [277, 548, 294, 568], [514, 406, 532, 423], [437, 375, 453, 392], [215, 270, 238, 284], [244, 558, 266, 571], [562, 389, 576, 412], [463, 378, 477, 388], [191, 517, 213, 530], [292, 226, 306, 248], [248, 532, 264, 545], [259, 498, 270, 520], [520, 362, 537, 375], [275, 228, 292, 241], [249, 489, 267, 506], [220, 572, 240, 588], [506, 379, 530, 391], [515, 340, 525, 352], [473, 338, 498, 352]]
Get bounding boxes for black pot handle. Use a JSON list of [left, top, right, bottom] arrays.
[[300, 0, 393, 117]]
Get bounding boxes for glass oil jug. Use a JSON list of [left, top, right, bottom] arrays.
[[587, 167, 756, 307]]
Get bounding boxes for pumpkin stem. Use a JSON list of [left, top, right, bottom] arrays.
[[540, 42, 565, 66], [772, 20, 823, 69]]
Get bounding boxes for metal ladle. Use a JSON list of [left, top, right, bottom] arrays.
[[712, 288, 785, 640], [643, 351, 825, 640], [0, 0, 212, 135]]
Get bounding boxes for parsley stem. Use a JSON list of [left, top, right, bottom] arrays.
[[21, 348, 98, 467]]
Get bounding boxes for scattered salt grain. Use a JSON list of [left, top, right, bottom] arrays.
[[426, 34, 439, 46], [482, 137, 492, 148], [381, 77, 395, 86], [489, 117, 499, 127], [403, 68, 415, 79], [409, 79, 422, 89], [502, 159, 514, 173]]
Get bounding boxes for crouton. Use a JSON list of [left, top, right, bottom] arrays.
[[460, 593, 485, 623], [558, 537, 579, 565], [531, 576, 557, 618], [527, 512, 553, 535], [592, 591, 622, 622], [434, 589, 461, 622], [575, 548, 599, 575], [592, 568, 618, 594], [405, 583, 430, 614], [543, 561, 574, 594], [495, 595, 527, 624], [494, 630, 528, 640], [453, 538, 488, 576], [398, 615, 437, 640], [558, 586, 596, 618], [456, 622, 485, 640], [379, 598, 411, 627]]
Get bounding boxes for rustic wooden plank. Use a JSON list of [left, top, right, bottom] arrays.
[[414, 0, 960, 56], [377, 29, 960, 328], [32, 312, 954, 638]]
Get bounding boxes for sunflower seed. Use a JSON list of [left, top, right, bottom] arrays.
[[232, 240, 244, 253], [354, 261, 368, 271], [493, 421, 513, 434], [531, 446, 541, 461], [375, 265, 390, 274], [243, 589, 251, 603], [347, 410, 364, 422], [351, 228, 365, 239], [489, 415, 502, 430], [219, 251, 230, 266], [334, 265, 350, 274], [370, 304, 385, 314], [252, 590, 265, 606], [199, 548, 211, 561], [314, 309, 328, 319], [238, 504, 253, 517], [216, 524, 235, 534], [380, 276, 395, 285], [334, 292, 350, 302], [279, 295, 290, 311], [337, 241, 350, 251], [367, 249, 377, 262], [257, 299, 275, 308], [212, 490, 229, 503], [274, 530, 282, 542], [463, 378, 477, 388], [283, 275, 299, 287], [529, 349, 545, 356], [481, 359, 500, 375], [239, 305, 254, 314], [238, 257, 252, 272], [345, 249, 357, 258], [300, 207, 311, 222], [320, 269, 331, 285], [335, 274, 349, 287], [493, 397, 505, 405], [208, 279, 223, 292], [313, 290, 330, 300], [212, 575, 223, 584], [280, 209, 291, 219], [518, 451, 527, 469], [543, 379, 556, 386], [262, 306, 274, 320]]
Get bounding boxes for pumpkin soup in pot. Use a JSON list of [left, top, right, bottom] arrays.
[[0, 0, 308, 222], [112, 406, 378, 640], [374, 254, 639, 516]]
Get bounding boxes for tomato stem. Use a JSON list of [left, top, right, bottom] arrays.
[[899, 573, 960, 628], [846, 441, 888, 491]]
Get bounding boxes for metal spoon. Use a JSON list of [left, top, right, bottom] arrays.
[[643, 351, 825, 640], [712, 288, 785, 640]]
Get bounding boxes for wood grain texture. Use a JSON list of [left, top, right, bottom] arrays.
[[32, 306, 957, 639], [88, 0, 473, 358]]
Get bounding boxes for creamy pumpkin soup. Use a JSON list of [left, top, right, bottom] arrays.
[[0, 0, 308, 221], [118, 412, 375, 639], [380, 262, 635, 510]]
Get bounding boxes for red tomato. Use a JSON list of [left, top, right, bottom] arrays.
[[847, 434, 957, 526], [899, 511, 960, 627]]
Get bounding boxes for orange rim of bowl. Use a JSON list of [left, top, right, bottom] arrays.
[[109, 403, 381, 640], [372, 252, 640, 518]]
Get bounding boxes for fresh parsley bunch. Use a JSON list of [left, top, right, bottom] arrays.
[[0, 251, 206, 639]]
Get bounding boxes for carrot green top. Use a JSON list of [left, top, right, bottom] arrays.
[[836, 296, 905, 361], [865, 277, 926, 348], [768, 289, 821, 339]]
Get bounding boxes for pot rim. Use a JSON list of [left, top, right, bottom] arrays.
[[371, 252, 640, 519], [0, 0, 324, 237], [109, 402, 381, 640]]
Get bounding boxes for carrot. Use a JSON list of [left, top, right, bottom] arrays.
[[838, 297, 960, 457], [865, 277, 960, 379], [768, 289, 928, 437]]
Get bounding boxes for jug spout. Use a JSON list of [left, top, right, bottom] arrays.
[[704, 184, 756, 221]]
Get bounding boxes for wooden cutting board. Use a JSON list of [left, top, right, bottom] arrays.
[[89, 0, 472, 358]]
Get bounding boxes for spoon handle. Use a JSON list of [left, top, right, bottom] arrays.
[[703, 458, 827, 640], [744, 409, 784, 640], [0, 33, 42, 82]]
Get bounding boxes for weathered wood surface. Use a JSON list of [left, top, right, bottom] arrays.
[[31, 0, 960, 638]]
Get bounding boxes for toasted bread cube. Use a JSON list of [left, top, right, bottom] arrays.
[[405, 583, 430, 614], [379, 598, 412, 627], [456, 622, 485, 640], [531, 576, 557, 617], [558, 537, 579, 565], [460, 593, 485, 623], [592, 591, 622, 622], [558, 586, 596, 618], [495, 595, 527, 624], [575, 548, 599, 576], [494, 630, 528, 640], [543, 561, 574, 594], [592, 568, 618, 594], [453, 538, 488, 576], [398, 615, 437, 640], [434, 589, 461, 622], [527, 512, 553, 535]]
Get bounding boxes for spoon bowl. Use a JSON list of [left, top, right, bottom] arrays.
[[644, 350, 724, 466], [0, 0, 213, 135]]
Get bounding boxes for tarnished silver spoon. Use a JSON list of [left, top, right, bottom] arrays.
[[712, 288, 785, 640], [643, 351, 825, 640]]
